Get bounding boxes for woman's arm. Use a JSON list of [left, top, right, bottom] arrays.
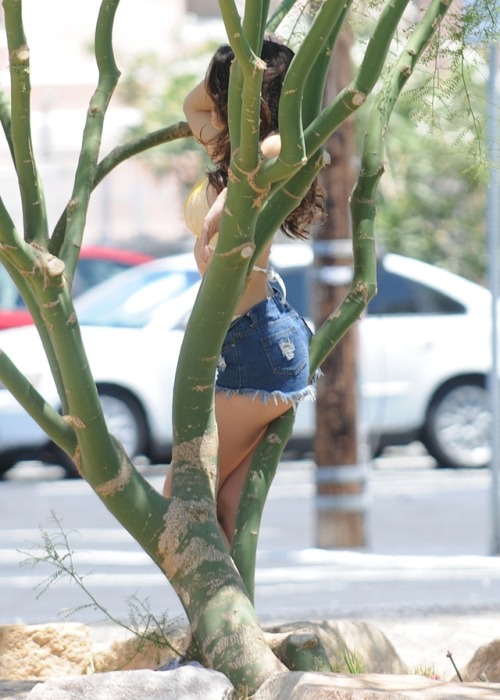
[[260, 133, 281, 159], [184, 81, 221, 147], [196, 135, 280, 264]]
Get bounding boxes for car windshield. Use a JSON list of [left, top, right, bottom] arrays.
[[77, 267, 199, 328], [72, 257, 142, 297], [0, 265, 24, 310]]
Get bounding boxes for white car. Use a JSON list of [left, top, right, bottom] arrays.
[[0, 245, 492, 476]]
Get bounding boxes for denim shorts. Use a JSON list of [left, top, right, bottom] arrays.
[[215, 292, 314, 405]]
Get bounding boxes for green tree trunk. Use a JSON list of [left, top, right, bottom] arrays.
[[0, 0, 466, 693]]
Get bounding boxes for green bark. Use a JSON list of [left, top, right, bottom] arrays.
[[0, 0, 461, 693], [279, 631, 333, 672]]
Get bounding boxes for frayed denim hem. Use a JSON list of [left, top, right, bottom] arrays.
[[214, 383, 316, 408]]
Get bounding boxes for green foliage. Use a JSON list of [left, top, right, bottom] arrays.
[[116, 1, 497, 285], [373, 84, 489, 283], [413, 662, 441, 680], [19, 513, 185, 661], [330, 640, 366, 674], [354, 15, 493, 283]]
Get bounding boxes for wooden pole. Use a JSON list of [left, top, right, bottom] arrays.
[[313, 31, 368, 548]]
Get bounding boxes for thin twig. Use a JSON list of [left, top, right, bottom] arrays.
[[446, 650, 463, 682]]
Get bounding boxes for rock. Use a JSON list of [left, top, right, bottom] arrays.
[[92, 627, 189, 672], [0, 680, 38, 700], [26, 667, 235, 699], [265, 620, 407, 675], [254, 670, 500, 699], [8, 670, 500, 700], [0, 624, 93, 680], [462, 639, 500, 683]]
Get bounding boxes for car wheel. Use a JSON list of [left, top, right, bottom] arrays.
[[98, 388, 149, 459], [0, 456, 15, 479], [55, 388, 149, 478], [423, 379, 490, 469]]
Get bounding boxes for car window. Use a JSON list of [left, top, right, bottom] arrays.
[[0, 256, 147, 314], [0, 266, 24, 310], [368, 267, 466, 316], [272, 266, 311, 319], [73, 259, 139, 297], [77, 269, 199, 328], [276, 259, 466, 319]]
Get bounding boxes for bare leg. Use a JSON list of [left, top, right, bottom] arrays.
[[163, 391, 292, 542], [215, 392, 292, 542], [163, 465, 172, 498]]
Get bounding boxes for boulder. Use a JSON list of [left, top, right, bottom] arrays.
[[0, 624, 93, 680], [462, 639, 500, 683], [24, 669, 500, 700], [265, 620, 407, 675], [92, 627, 189, 673], [0, 680, 38, 700], [254, 670, 500, 699], [26, 667, 234, 700]]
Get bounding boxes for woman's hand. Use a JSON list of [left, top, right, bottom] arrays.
[[200, 187, 227, 263]]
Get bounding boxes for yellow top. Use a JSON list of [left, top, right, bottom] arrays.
[[184, 177, 219, 250]]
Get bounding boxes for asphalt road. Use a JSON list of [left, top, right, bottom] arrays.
[[1, 445, 500, 627]]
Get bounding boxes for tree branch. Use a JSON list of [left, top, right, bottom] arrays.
[[0, 348, 77, 455], [309, 0, 456, 372], [55, 0, 121, 282], [304, 0, 412, 156], [4, 0, 48, 243]]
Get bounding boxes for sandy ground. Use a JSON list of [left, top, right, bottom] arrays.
[[365, 611, 498, 678]]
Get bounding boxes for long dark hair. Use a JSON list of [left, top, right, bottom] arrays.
[[204, 38, 324, 240]]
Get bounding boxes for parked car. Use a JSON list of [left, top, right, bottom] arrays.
[[0, 246, 153, 330], [0, 245, 492, 476]]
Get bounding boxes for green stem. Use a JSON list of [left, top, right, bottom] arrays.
[[309, 0, 455, 373], [0, 349, 77, 454], [266, 0, 298, 32], [276, 0, 348, 170], [303, 0, 412, 156], [50, 122, 192, 251], [301, 2, 352, 126], [243, 0, 270, 51], [0, 87, 14, 162], [58, 0, 121, 282], [231, 409, 295, 600], [4, 0, 48, 243], [0, 200, 72, 413], [221, 1, 265, 168], [219, 0, 254, 68], [253, 148, 325, 259]]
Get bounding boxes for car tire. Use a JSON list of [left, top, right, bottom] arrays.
[[98, 388, 149, 459], [0, 457, 15, 479], [423, 379, 490, 469], [55, 388, 149, 478]]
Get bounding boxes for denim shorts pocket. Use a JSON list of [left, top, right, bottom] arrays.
[[218, 338, 238, 374], [261, 326, 308, 377]]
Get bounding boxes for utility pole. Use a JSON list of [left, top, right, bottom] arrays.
[[313, 31, 368, 548]]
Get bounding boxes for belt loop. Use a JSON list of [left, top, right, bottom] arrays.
[[246, 306, 257, 327], [274, 292, 286, 313]]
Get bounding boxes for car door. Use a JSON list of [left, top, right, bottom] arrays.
[[359, 261, 473, 441]]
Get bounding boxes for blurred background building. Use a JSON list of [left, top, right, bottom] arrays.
[[0, 0, 238, 255]]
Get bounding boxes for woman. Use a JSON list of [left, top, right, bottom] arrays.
[[164, 38, 323, 542]]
